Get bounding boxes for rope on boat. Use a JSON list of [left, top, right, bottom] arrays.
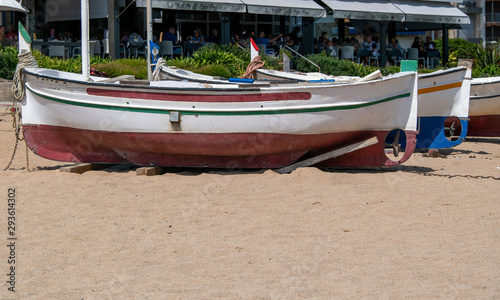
[[152, 57, 168, 81], [3, 51, 38, 172], [243, 55, 265, 79], [12, 51, 39, 102]]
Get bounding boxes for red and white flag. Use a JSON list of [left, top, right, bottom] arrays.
[[250, 38, 259, 61]]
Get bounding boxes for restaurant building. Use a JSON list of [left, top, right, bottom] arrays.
[[1, 0, 480, 64]]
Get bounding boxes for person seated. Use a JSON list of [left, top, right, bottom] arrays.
[[189, 28, 204, 45], [162, 27, 182, 55], [371, 43, 378, 58], [285, 34, 295, 47], [360, 35, 375, 64], [327, 39, 338, 57], [362, 35, 375, 51], [316, 32, 328, 53], [47, 28, 58, 41], [207, 29, 221, 44], [411, 36, 424, 51], [289, 26, 302, 45], [120, 31, 129, 43], [6, 25, 18, 41], [164, 27, 179, 45], [0, 26, 6, 41], [255, 31, 282, 48], [424, 36, 437, 52], [387, 37, 403, 64], [61, 31, 74, 42], [129, 32, 144, 42], [232, 33, 247, 48]]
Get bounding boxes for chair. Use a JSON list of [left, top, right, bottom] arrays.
[[257, 43, 267, 56], [72, 41, 96, 57], [330, 46, 340, 57], [368, 55, 379, 67], [128, 40, 146, 58], [49, 42, 68, 59], [159, 41, 183, 59], [427, 50, 441, 69], [341, 46, 357, 63], [407, 48, 425, 68], [102, 38, 109, 58], [92, 40, 101, 57], [387, 48, 402, 66], [120, 44, 127, 58]]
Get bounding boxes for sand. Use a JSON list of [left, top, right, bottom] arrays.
[[0, 106, 499, 299]]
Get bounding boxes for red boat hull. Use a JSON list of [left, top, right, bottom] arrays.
[[23, 125, 417, 168], [467, 115, 500, 137]]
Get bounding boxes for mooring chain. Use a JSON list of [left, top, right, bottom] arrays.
[[3, 50, 38, 172], [330, 167, 500, 181], [408, 171, 500, 180], [3, 107, 31, 172]]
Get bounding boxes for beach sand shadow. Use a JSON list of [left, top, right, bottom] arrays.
[[466, 137, 500, 145]]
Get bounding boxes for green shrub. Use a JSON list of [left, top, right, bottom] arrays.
[[197, 64, 232, 78], [435, 38, 480, 67], [169, 44, 281, 77], [0, 46, 19, 79], [295, 54, 378, 77], [91, 58, 148, 79]]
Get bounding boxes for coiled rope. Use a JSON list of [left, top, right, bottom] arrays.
[[152, 57, 168, 81], [243, 55, 264, 79], [11, 50, 39, 102], [4, 50, 38, 171]]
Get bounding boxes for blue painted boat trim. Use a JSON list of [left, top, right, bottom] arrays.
[[416, 116, 468, 149]]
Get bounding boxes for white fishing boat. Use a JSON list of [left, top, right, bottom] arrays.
[[250, 65, 471, 149], [468, 76, 500, 137], [247, 41, 471, 149], [12, 7, 420, 170], [20, 66, 419, 168], [416, 66, 471, 148]]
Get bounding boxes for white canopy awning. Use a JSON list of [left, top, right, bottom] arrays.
[[391, 0, 470, 24], [321, 0, 404, 21], [321, 0, 469, 24], [241, 0, 326, 17], [44, 0, 107, 22], [0, 0, 26, 12], [138, 0, 326, 17], [136, 0, 247, 13]]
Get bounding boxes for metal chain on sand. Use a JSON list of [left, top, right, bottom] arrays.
[[3, 50, 38, 172]]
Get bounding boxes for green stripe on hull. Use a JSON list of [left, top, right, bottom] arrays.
[[26, 85, 410, 116]]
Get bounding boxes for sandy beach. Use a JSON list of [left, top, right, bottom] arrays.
[[0, 104, 499, 298]]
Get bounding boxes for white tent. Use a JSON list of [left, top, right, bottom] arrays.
[[0, 0, 26, 12]]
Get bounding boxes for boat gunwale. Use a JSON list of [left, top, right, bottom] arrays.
[[22, 68, 261, 93], [470, 92, 500, 100], [471, 77, 500, 86], [23, 67, 413, 93], [25, 83, 412, 116], [417, 67, 467, 79]]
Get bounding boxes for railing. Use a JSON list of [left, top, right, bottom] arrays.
[[284, 45, 321, 73], [459, 0, 478, 8]]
